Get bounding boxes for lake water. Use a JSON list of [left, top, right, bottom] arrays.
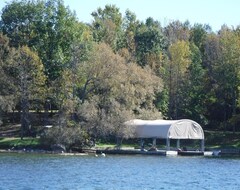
[[0, 153, 240, 190]]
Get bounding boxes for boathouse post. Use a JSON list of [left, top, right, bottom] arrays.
[[177, 139, 180, 149], [140, 138, 145, 151], [152, 138, 156, 148], [166, 138, 170, 150]]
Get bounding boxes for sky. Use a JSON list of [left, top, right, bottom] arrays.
[[0, 0, 240, 32]]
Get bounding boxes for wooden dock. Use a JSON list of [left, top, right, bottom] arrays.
[[96, 149, 166, 156], [96, 148, 214, 156], [177, 150, 204, 156]]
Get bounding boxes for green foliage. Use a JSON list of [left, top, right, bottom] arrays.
[[177, 43, 207, 124], [41, 126, 89, 150], [166, 40, 191, 119], [135, 21, 166, 66], [190, 23, 209, 53], [202, 27, 240, 130], [91, 4, 123, 51], [0, 33, 16, 114], [154, 87, 169, 117], [1, 0, 87, 81], [2, 2, 240, 149], [11, 46, 46, 138], [75, 43, 163, 141]]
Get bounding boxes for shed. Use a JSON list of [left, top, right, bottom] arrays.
[[125, 119, 204, 151]]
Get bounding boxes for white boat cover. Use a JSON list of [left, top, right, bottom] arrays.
[[125, 119, 204, 139]]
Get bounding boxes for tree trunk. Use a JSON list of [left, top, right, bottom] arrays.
[[20, 97, 30, 139]]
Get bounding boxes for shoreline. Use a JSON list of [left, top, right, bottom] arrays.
[[1, 146, 240, 157], [0, 149, 89, 156]]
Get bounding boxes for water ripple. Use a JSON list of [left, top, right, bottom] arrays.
[[0, 154, 240, 190]]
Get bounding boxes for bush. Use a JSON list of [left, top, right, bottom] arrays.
[[40, 126, 89, 151]]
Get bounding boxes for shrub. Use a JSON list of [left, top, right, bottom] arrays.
[[40, 126, 89, 151]]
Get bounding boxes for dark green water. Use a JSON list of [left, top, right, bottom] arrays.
[[0, 153, 239, 190]]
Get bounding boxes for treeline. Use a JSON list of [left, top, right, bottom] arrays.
[[0, 0, 240, 148]]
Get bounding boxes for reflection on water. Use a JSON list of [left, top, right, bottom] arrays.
[[0, 153, 240, 190]]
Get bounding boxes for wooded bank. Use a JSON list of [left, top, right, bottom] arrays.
[[1, 0, 240, 149]]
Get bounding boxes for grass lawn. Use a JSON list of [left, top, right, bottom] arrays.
[[95, 131, 240, 150], [204, 130, 240, 149], [95, 142, 116, 149], [0, 130, 240, 150], [0, 137, 41, 149]]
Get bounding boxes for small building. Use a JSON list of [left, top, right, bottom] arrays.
[[125, 119, 204, 151]]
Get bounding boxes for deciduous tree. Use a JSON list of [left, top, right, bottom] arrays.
[[8, 46, 46, 138], [91, 5, 124, 51], [1, 0, 85, 81], [75, 43, 163, 141], [135, 18, 166, 67], [167, 40, 191, 119], [0, 33, 16, 125]]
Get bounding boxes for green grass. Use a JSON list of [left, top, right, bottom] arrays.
[[0, 137, 41, 149], [95, 131, 240, 150], [95, 143, 116, 148], [205, 130, 240, 149], [0, 130, 240, 150]]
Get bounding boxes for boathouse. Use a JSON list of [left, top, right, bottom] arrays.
[[125, 119, 205, 151]]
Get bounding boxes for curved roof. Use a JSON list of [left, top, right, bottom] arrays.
[[125, 119, 204, 139]]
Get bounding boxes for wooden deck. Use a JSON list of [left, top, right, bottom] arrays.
[[96, 148, 213, 156], [96, 149, 166, 156], [177, 150, 204, 156]]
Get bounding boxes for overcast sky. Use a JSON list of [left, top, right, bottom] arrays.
[[1, 0, 239, 32]]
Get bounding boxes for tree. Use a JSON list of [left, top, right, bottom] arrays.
[[73, 43, 163, 142], [203, 27, 240, 131], [91, 5, 124, 51], [0, 33, 16, 125], [134, 18, 166, 67], [1, 0, 85, 81], [119, 9, 139, 63], [8, 46, 46, 138], [166, 40, 191, 119], [177, 43, 207, 124], [164, 20, 191, 44], [202, 33, 221, 128], [217, 27, 240, 131], [1, 0, 44, 47], [190, 23, 210, 54]]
